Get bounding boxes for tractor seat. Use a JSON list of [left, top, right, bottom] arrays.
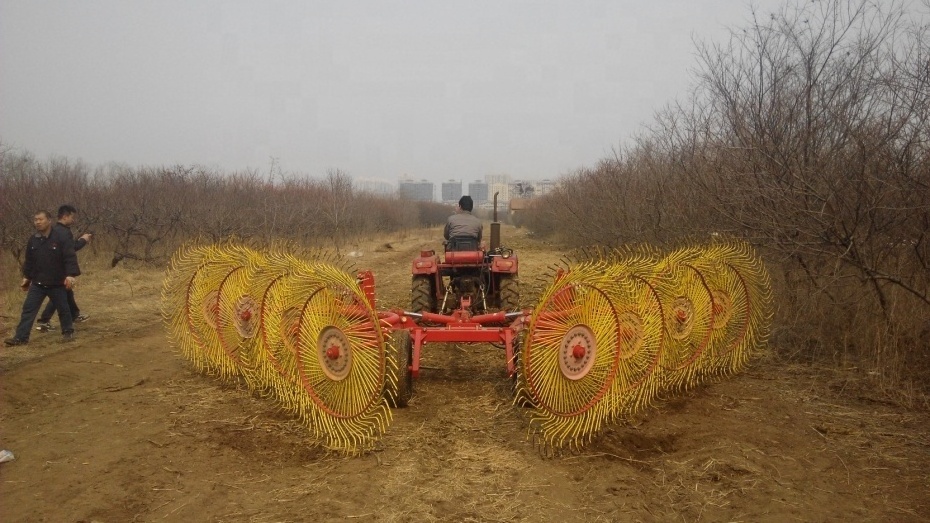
[[445, 236, 480, 252], [444, 250, 484, 264]]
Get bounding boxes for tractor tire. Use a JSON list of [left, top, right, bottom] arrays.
[[499, 275, 520, 312], [411, 276, 436, 313], [510, 336, 535, 408], [386, 329, 413, 408]]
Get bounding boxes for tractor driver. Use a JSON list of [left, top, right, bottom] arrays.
[[443, 195, 483, 251]]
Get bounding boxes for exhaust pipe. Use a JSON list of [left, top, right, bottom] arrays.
[[490, 191, 501, 251]]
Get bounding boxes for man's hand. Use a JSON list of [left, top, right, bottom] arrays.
[[20, 278, 30, 291], [64, 276, 76, 290], [79, 233, 92, 242]]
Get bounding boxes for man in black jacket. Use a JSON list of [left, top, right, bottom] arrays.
[[4, 210, 81, 346], [35, 204, 93, 331]]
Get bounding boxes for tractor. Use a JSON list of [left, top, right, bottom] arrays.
[[409, 194, 519, 315]]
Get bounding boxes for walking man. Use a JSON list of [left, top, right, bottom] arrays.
[[35, 205, 92, 331], [4, 210, 81, 346]]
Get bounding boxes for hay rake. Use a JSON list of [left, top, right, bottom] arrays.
[[162, 240, 772, 454]]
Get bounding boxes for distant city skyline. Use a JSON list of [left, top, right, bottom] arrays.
[[393, 173, 558, 203]]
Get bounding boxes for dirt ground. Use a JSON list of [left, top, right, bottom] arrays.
[[1, 225, 928, 522]]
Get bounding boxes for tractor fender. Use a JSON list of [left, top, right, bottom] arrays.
[[491, 255, 518, 274], [412, 250, 440, 275]]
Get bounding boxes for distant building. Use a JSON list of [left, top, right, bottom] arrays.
[[536, 179, 558, 196], [509, 178, 561, 216], [353, 177, 396, 196], [510, 180, 536, 199], [510, 178, 559, 199], [485, 173, 510, 185], [509, 198, 535, 213], [467, 179, 489, 205], [398, 179, 434, 201], [441, 179, 463, 203], [485, 173, 512, 203]]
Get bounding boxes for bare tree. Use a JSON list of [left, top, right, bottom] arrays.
[[680, 0, 930, 313]]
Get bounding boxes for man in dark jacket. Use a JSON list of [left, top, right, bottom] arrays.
[[443, 195, 483, 251], [4, 210, 81, 346], [35, 205, 93, 331]]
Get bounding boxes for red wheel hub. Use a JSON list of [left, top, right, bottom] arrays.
[[317, 326, 353, 381], [558, 324, 597, 380], [572, 343, 586, 359]]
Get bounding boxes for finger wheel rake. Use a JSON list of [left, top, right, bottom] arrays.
[[290, 266, 392, 453], [172, 244, 253, 379], [682, 246, 752, 376], [255, 253, 328, 424], [712, 241, 774, 363], [213, 247, 269, 389], [521, 262, 624, 450], [162, 243, 213, 366], [606, 271, 665, 418], [595, 247, 668, 418], [651, 250, 715, 391]]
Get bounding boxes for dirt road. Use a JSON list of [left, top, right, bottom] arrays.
[[1, 226, 927, 522]]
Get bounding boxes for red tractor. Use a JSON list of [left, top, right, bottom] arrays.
[[409, 198, 519, 315], [410, 244, 518, 315]]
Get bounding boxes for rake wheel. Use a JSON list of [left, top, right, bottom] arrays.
[[289, 269, 391, 453], [295, 282, 384, 416], [606, 272, 665, 417], [257, 258, 321, 423], [234, 251, 297, 391], [714, 241, 774, 364], [215, 250, 266, 375], [523, 265, 623, 448], [651, 253, 714, 390], [183, 246, 250, 379], [690, 255, 752, 375], [162, 244, 213, 366]]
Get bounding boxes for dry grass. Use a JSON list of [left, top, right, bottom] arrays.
[[766, 265, 930, 410]]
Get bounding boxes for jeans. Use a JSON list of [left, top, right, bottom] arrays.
[[39, 289, 80, 322], [13, 283, 73, 341]]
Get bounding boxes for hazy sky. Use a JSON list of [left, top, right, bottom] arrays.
[[1, 1, 787, 184]]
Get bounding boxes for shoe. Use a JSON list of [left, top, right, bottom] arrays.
[[74, 314, 89, 323], [61, 332, 76, 342], [4, 338, 28, 347], [36, 321, 55, 332]]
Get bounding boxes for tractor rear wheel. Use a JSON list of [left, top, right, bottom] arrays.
[[411, 276, 436, 313], [386, 329, 413, 408], [499, 275, 520, 312]]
